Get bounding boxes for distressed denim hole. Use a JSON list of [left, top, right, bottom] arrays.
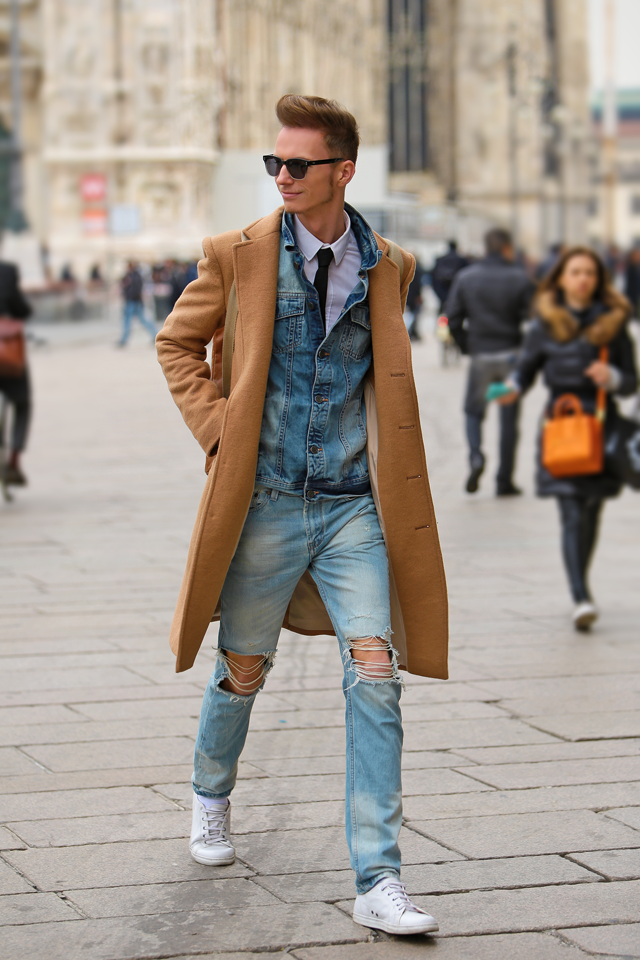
[[343, 629, 402, 686], [217, 649, 276, 697]]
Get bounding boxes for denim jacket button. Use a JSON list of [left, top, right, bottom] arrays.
[[310, 445, 319, 454]]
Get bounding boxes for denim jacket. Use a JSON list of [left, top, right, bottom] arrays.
[[255, 204, 382, 500]]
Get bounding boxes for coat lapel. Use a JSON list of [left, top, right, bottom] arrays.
[[231, 232, 280, 397]]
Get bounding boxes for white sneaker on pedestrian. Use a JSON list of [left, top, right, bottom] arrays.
[[573, 601, 598, 631], [353, 878, 439, 935], [189, 795, 235, 866]]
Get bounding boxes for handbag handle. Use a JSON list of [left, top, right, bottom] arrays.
[[595, 345, 608, 422], [552, 394, 584, 418]]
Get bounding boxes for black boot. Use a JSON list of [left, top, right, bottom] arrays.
[[496, 481, 522, 497]]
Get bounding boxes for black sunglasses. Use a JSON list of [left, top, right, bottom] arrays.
[[263, 155, 344, 181]]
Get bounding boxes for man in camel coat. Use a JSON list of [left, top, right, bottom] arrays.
[[157, 95, 448, 935]]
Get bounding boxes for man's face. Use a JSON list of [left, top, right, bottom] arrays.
[[271, 126, 353, 217]]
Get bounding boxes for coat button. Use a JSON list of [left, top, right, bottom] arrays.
[[315, 395, 327, 403], [310, 445, 319, 454]]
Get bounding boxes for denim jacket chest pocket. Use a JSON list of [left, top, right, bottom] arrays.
[[339, 304, 372, 360], [272, 294, 306, 354]]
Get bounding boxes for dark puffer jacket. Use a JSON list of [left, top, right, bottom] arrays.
[[445, 254, 535, 354], [514, 288, 638, 498]]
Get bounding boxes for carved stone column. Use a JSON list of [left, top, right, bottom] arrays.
[[42, 0, 220, 276]]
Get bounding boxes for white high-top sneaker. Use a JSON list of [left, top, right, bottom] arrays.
[[353, 878, 439, 935], [189, 795, 235, 866], [573, 601, 598, 631]]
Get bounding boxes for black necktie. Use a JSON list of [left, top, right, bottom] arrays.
[[314, 247, 334, 330]]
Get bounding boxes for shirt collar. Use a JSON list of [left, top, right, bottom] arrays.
[[293, 210, 352, 267]]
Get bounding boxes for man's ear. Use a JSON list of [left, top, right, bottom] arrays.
[[339, 161, 356, 188]]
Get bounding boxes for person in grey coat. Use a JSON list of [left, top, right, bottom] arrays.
[[446, 228, 534, 495]]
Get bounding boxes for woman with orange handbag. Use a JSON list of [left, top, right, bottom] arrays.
[[500, 247, 638, 631]]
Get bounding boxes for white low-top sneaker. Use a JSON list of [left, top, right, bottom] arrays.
[[189, 795, 235, 866], [573, 601, 598, 631], [353, 878, 439, 935]]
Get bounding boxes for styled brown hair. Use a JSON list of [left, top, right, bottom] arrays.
[[539, 245, 610, 302], [275, 95, 360, 163]]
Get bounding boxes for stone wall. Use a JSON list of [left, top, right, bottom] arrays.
[[426, 0, 590, 255]]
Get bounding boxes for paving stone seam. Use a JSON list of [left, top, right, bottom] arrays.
[[8, 732, 200, 748], [0, 852, 38, 893], [398, 822, 471, 860], [447, 766, 640, 789], [0, 824, 25, 847], [599, 812, 640, 835], [12, 747, 52, 775], [561, 854, 617, 883], [554, 923, 640, 954]]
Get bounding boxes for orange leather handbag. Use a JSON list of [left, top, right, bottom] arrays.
[[542, 347, 607, 478], [0, 317, 26, 377]]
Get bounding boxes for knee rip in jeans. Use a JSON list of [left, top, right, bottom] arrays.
[[344, 629, 402, 686], [216, 649, 276, 699]]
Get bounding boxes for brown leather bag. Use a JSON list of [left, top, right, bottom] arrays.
[[542, 346, 608, 478], [0, 317, 26, 377]]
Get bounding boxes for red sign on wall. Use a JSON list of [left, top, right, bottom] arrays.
[[80, 173, 107, 203]]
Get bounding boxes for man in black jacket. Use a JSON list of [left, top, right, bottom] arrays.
[[0, 261, 32, 486], [446, 228, 534, 495], [431, 240, 468, 313]]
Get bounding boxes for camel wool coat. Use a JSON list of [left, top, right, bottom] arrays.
[[156, 207, 449, 678]]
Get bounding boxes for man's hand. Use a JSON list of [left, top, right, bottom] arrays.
[[585, 361, 612, 388], [497, 389, 520, 406]]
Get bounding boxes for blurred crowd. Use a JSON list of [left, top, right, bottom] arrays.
[[408, 239, 640, 346]]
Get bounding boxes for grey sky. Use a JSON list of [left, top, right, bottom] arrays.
[[589, 0, 640, 90]]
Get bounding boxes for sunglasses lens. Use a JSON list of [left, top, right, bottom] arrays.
[[286, 160, 307, 180], [264, 157, 282, 177]]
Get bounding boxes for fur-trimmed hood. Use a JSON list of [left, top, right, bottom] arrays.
[[535, 288, 631, 346]]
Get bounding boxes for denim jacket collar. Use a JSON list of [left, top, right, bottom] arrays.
[[282, 202, 382, 274]]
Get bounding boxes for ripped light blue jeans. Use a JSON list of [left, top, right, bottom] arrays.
[[193, 488, 403, 894]]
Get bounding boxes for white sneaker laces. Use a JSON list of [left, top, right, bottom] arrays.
[[201, 804, 228, 845], [378, 879, 422, 914]]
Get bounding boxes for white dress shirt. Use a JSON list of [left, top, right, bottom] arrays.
[[294, 212, 362, 333]]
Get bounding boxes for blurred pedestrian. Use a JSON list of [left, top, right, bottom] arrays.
[[446, 228, 534, 496], [605, 244, 624, 290], [151, 263, 173, 322], [0, 261, 33, 486], [500, 247, 637, 630], [624, 247, 640, 319], [535, 242, 565, 281], [168, 261, 189, 311], [157, 93, 446, 935], [117, 261, 157, 347], [60, 263, 76, 284], [405, 258, 425, 340], [430, 240, 468, 313]]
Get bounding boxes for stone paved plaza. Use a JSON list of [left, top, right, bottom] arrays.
[[1, 318, 639, 959]]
